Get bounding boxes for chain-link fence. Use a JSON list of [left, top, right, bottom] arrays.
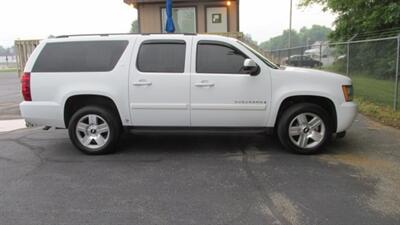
[[265, 36, 400, 111]]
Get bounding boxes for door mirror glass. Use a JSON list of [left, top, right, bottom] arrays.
[[243, 59, 259, 76]]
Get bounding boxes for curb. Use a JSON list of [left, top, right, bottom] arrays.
[[0, 119, 26, 133]]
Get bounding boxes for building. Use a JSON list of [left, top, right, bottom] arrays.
[[123, 0, 239, 34]]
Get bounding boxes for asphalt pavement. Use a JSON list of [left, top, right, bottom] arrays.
[[0, 72, 22, 120], [0, 114, 399, 225], [1, 71, 399, 224]]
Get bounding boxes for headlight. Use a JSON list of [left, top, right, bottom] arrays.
[[342, 85, 353, 102]]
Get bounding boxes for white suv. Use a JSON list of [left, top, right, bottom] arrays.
[[20, 34, 357, 155]]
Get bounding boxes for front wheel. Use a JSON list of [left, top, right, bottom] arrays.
[[68, 106, 121, 155], [277, 103, 332, 154]]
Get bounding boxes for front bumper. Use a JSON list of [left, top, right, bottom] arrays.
[[336, 101, 357, 133]]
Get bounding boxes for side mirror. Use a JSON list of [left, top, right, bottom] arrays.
[[243, 59, 260, 76]]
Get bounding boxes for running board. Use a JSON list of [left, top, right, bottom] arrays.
[[127, 126, 273, 135]]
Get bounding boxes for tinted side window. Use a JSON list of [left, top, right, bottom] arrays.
[[197, 42, 247, 74], [32, 41, 128, 72], [137, 41, 186, 73]]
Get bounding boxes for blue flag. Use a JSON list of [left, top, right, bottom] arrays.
[[165, 0, 175, 33]]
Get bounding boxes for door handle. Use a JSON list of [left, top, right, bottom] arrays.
[[195, 81, 215, 88], [133, 79, 152, 86]]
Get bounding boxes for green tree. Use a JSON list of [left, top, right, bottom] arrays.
[[299, 25, 332, 43], [0, 46, 6, 56], [242, 34, 258, 46], [0, 46, 16, 56], [259, 25, 331, 51], [300, 0, 400, 80], [299, 0, 400, 41], [259, 30, 299, 51], [130, 20, 139, 33]]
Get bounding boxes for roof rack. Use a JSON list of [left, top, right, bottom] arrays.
[[141, 33, 197, 36], [56, 33, 197, 38]]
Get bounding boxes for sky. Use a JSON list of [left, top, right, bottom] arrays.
[[0, 0, 336, 47]]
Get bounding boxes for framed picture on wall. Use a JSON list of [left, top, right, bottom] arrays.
[[212, 13, 222, 23], [206, 7, 228, 32]]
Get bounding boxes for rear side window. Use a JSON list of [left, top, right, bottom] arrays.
[[137, 40, 186, 73], [197, 41, 248, 74], [32, 41, 128, 72]]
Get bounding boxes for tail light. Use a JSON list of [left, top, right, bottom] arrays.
[[21, 72, 32, 101]]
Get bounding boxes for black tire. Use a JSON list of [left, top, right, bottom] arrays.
[[68, 106, 121, 155], [277, 103, 332, 154]]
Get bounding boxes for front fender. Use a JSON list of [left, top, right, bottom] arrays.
[[267, 89, 338, 127]]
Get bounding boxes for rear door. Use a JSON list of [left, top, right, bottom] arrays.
[[129, 36, 192, 126], [190, 38, 270, 127]]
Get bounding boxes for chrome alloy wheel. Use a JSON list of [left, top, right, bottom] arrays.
[[288, 113, 326, 149], [75, 114, 110, 150]]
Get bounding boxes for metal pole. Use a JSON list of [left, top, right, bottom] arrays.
[[394, 35, 400, 111], [346, 42, 350, 76], [319, 44, 323, 69], [288, 0, 292, 49], [287, 0, 293, 64], [278, 50, 281, 65], [346, 35, 358, 76]]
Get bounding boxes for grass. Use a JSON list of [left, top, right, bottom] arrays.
[[351, 76, 395, 107], [322, 65, 396, 107], [355, 97, 400, 129], [322, 65, 400, 129], [342, 75, 400, 129], [0, 68, 17, 72], [347, 76, 400, 129]]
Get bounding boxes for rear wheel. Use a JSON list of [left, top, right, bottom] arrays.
[[68, 106, 121, 155], [277, 103, 332, 154]]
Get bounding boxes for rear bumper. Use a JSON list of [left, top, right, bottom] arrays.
[[19, 101, 65, 128], [336, 102, 357, 133]]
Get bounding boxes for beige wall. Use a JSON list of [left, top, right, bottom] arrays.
[[138, 1, 238, 33]]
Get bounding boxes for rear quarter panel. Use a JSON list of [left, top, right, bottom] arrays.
[[24, 37, 136, 127]]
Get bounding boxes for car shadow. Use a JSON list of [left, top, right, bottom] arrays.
[[116, 132, 286, 156]]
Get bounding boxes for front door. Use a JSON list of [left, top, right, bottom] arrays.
[[129, 36, 192, 126], [190, 38, 270, 127], [206, 7, 228, 32]]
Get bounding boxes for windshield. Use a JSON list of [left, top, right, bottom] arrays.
[[237, 41, 280, 69]]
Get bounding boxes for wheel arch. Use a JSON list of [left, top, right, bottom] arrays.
[[273, 95, 337, 132], [63, 94, 122, 128]]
